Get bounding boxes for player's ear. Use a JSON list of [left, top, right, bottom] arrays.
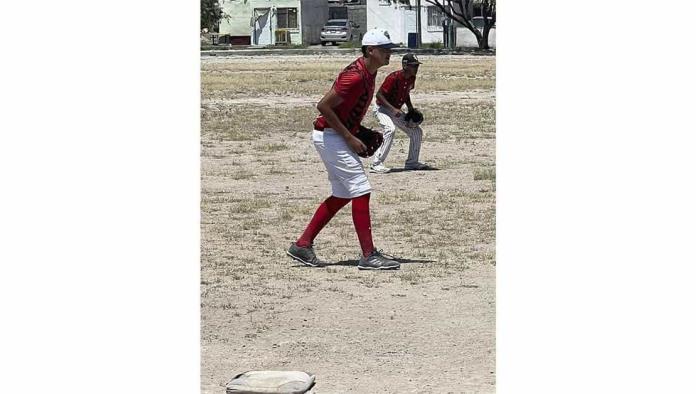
[[365, 46, 378, 58]]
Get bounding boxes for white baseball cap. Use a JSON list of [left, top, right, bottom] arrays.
[[361, 28, 398, 48]]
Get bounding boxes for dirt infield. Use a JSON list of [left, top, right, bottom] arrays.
[[201, 54, 496, 393]]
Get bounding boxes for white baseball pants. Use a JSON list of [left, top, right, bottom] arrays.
[[372, 104, 423, 167], [312, 129, 372, 199]]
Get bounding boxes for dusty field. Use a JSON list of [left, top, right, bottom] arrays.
[[201, 53, 496, 393]]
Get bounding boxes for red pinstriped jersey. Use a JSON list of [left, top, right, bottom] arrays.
[[314, 57, 375, 135], [376, 69, 416, 108]]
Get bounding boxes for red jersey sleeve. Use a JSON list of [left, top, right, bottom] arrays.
[[379, 72, 397, 95], [332, 69, 363, 100]]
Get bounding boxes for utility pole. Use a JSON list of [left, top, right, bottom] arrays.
[[447, 1, 454, 49], [416, 0, 422, 47]]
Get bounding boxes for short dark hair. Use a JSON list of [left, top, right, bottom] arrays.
[[361, 46, 368, 56]]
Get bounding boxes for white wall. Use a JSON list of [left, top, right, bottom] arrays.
[[366, 0, 462, 46], [419, 4, 443, 44], [456, 27, 496, 48], [219, 0, 252, 36], [367, 0, 495, 48], [367, 0, 412, 45]]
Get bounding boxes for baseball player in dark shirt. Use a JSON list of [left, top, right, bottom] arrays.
[[286, 29, 401, 270], [369, 53, 431, 173]]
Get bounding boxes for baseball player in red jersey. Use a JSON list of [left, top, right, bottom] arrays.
[[287, 29, 400, 270], [369, 53, 432, 174]]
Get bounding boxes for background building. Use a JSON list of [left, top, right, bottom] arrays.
[[218, 0, 327, 46]]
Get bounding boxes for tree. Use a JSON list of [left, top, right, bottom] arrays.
[[201, 0, 224, 31], [425, 0, 495, 49]]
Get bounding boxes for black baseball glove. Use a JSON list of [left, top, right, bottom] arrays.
[[404, 108, 424, 126], [355, 125, 384, 158]]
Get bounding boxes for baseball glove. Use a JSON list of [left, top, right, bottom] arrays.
[[404, 108, 424, 126], [355, 125, 384, 158]]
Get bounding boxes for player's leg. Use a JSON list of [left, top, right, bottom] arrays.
[[370, 106, 396, 173], [351, 192, 400, 270], [288, 130, 354, 267], [402, 125, 423, 168], [307, 128, 397, 269], [295, 196, 351, 249], [393, 118, 428, 169], [351, 192, 374, 257]]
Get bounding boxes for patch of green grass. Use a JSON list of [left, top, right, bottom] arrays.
[[474, 167, 496, 181], [259, 143, 289, 152], [269, 166, 291, 175], [426, 41, 444, 49], [230, 199, 272, 214], [279, 210, 293, 221], [215, 127, 257, 141], [230, 170, 255, 180], [338, 41, 359, 48], [467, 251, 496, 266], [274, 44, 307, 49], [397, 270, 421, 285], [358, 275, 384, 288], [378, 192, 423, 205]]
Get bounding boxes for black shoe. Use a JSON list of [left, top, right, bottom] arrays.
[[358, 249, 400, 270], [287, 243, 326, 267]]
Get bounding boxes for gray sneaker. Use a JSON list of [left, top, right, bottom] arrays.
[[287, 243, 325, 267], [358, 250, 400, 270]]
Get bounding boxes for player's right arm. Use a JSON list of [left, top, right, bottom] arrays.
[[377, 74, 403, 118], [376, 90, 403, 118], [317, 89, 367, 155]]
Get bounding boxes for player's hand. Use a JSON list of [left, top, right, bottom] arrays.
[[348, 136, 367, 156], [393, 109, 404, 118]]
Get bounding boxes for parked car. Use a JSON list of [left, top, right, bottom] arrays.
[[472, 16, 495, 30], [320, 19, 360, 46]]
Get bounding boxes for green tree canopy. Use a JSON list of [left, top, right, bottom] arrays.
[[426, 0, 495, 49], [391, 0, 496, 49], [201, 0, 224, 31]]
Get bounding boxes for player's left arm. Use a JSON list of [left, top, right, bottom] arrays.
[[405, 95, 414, 112], [405, 79, 416, 112]]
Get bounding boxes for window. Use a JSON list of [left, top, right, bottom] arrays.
[[276, 8, 298, 29], [427, 6, 445, 29]]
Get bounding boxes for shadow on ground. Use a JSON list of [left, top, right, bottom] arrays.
[[329, 257, 436, 267], [289, 257, 435, 268], [374, 166, 440, 174]]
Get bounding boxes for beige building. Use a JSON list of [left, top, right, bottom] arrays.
[[218, 0, 328, 46]]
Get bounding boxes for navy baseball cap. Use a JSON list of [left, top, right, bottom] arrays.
[[402, 53, 423, 66]]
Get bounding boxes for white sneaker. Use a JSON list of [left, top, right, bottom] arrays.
[[369, 164, 391, 174]]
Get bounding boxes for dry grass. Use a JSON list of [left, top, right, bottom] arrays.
[[200, 53, 496, 393], [201, 105, 317, 141], [201, 55, 495, 99]]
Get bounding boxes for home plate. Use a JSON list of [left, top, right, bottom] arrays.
[[226, 370, 315, 393]]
